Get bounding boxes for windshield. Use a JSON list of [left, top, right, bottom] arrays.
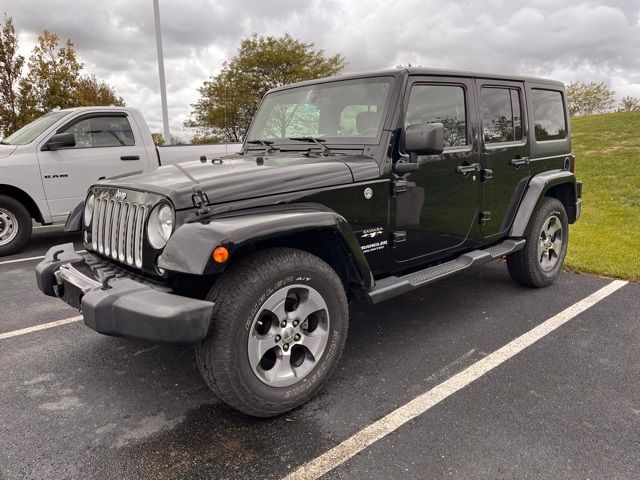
[[246, 76, 395, 145], [4, 111, 67, 145]]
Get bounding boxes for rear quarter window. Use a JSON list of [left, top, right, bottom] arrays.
[[532, 89, 567, 141]]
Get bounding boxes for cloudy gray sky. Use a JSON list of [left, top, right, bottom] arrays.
[[4, 0, 640, 140]]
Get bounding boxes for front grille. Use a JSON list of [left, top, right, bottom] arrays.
[[91, 195, 147, 268]]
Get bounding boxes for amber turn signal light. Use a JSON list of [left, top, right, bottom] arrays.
[[212, 246, 229, 263]]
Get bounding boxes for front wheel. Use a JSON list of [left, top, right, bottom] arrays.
[[0, 195, 32, 256], [196, 248, 349, 417], [507, 197, 569, 288]]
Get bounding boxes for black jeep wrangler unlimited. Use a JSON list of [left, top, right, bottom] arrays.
[[36, 68, 581, 416]]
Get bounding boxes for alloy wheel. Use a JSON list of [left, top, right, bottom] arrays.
[[247, 284, 330, 387], [537, 214, 563, 271]]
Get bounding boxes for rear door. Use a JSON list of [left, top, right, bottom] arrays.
[[37, 112, 150, 219], [476, 80, 530, 239], [392, 76, 480, 262]]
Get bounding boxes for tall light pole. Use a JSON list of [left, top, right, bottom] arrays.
[[153, 0, 171, 145]]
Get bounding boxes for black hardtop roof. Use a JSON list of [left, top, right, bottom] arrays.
[[268, 67, 564, 94]]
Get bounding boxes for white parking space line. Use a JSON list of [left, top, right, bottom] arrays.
[[0, 250, 85, 266], [0, 316, 83, 340], [283, 279, 628, 480]]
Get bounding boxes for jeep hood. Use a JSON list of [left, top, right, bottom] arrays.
[[101, 153, 380, 210]]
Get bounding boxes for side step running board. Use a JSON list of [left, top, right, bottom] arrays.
[[367, 238, 525, 304]]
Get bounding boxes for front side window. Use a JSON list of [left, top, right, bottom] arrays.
[[480, 87, 523, 144], [532, 89, 567, 141], [62, 116, 135, 148], [405, 84, 467, 148], [247, 77, 394, 144]]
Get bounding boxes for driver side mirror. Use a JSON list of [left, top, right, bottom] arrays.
[[44, 132, 76, 151], [402, 123, 444, 161]]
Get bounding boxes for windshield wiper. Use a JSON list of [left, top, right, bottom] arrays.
[[0, 140, 11, 145], [245, 139, 278, 154], [288, 136, 333, 156]]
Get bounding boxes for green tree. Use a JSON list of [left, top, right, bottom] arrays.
[[619, 96, 640, 112], [0, 15, 24, 136], [566, 81, 616, 116], [190, 134, 224, 144], [24, 30, 83, 113], [0, 16, 127, 136], [151, 132, 165, 146], [185, 33, 346, 142], [74, 74, 125, 107]]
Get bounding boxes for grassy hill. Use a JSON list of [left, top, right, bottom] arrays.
[[566, 111, 640, 282]]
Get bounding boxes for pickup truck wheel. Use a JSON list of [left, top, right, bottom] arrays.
[[0, 195, 32, 256], [196, 248, 348, 417], [507, 197, 568, 288]]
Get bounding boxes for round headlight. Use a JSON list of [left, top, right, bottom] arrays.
[[147, 203, 174, 249], [84, 194, 95, 226]]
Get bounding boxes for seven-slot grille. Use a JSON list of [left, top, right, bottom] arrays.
[[91, 195, 147, 268]]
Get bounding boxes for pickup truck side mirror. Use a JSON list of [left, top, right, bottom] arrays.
[[44, 132, 76, 151], [403, 123, 444, 160]]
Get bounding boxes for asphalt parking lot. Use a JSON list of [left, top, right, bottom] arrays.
[[1, 226, 639, 480]]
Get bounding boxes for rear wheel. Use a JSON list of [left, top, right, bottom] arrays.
[[0, 195, 32, 256], [195, 248, 348, 417], [507, 197, 568, 287]]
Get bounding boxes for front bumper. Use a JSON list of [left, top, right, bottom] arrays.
[[35, 244, 214, 344]]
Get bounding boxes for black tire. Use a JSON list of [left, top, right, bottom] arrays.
[[0, 195, 32, 256], [195, 248, 349, 417], [507, 197, 569, 288]]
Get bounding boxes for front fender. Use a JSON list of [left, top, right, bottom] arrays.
[[158, 204, 373, 287], [510, 169, 579, 237]]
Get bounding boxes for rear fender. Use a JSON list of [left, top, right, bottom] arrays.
[[510, 169, 579, 237], [158, 204, 373, 288]]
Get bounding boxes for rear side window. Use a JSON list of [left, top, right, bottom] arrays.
[[405, 84, 467, 148], [62, 116, 135, 148], [480, 87, 523, 144], [532, 89, 567, 141]]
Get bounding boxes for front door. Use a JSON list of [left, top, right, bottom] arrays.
[[37, 113, 150, 219], [392, 77, 480, 262], [476, 80, 530, 239]]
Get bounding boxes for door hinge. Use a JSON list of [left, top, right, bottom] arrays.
[[479, 211, 492, 225], [481, 169, 493, 181], [392, 231, 407, 247], [392, 179, 407, 196]]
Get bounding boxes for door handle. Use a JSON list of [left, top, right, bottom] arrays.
[[455, 163, 480, 175], [120, 155, 140, 161], [510, 156, 530, 167]]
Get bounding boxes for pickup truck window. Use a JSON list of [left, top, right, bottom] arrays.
[[532, 89, 567, 141], [247, 77, 394, 144], [62, 116, 135, 148], [405, 84, 467, 148], [480, 87, 523, 144], [3, 111, 66, 145]]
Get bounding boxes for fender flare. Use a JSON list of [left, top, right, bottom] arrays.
[[158, 203, 374, 288], [64, 201, 84, 232], [510, 169, 579, 237]]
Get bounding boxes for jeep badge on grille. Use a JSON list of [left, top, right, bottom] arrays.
[[114, 190, 127, 200]]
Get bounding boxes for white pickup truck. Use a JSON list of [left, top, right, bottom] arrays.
[[0, 106, 240, 255]]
